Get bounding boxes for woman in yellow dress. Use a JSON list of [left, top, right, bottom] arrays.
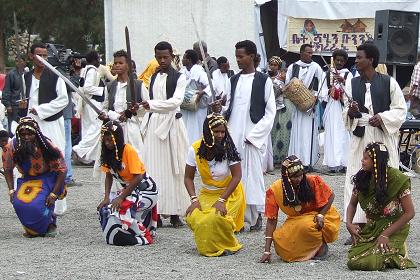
[[185, 114, 246, 256], [260, 155, 340, 262]]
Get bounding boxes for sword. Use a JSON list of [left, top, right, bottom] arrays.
[[36, 54, 102, 115], [191, 14, 216, 104], [125, 26, 137, 116]]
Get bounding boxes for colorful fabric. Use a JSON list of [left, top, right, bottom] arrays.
[[265, 176, 340, 262], [13, 173, 66, 235], [186, 140, 246, 256], [410, 62, 420, 98], [2, 139, 66, 176], [138, 59, 159, 89], [98, 184, 158, 246], [347, 167, 417, 270], [99, 143, 158, 246]]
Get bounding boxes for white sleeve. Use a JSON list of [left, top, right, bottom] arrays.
[[186, 146, 197, 167], [83, 67, 104, 96], [35, 77, 69, 120], [148, 74, 187, 113]]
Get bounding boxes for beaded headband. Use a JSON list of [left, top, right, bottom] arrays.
[[101, 121, 121, 161], [282, 156, 304, 178], [269, 56, 282, 66], [203, 114, 227, 148]]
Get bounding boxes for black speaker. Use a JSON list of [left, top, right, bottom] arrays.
[[374, 10, 419, 65]]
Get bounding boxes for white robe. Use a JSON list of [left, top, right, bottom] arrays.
[[212, 68, 230, 99], [224, 72, 276, 225], [140, 72, 190, 216], [342, 76, 407, 223], [286, 60, 326, 166], [181, 64, 211, 145], [72, 65, 104, 162], [320, 68, 353, 169], [103, 81, 148, 156], [27, 76, 68, 153]]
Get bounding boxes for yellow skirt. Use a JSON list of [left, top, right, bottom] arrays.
[[273, 206, 340, 262], [186, 183, 245, 257]]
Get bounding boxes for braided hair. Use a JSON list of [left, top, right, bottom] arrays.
[[14, 117, 61, 166], [197, 114, 240, 162], [281, 155, 315, 207], [100, 120, 125, 171], [352, 142, 389, 205]]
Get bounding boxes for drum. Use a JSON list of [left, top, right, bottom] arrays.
[[283, 77, 316, 112]]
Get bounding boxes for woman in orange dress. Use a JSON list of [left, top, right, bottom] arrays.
[[260, 155, 340, 262]]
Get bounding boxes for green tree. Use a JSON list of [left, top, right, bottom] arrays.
[[0, 0, 104, 72]]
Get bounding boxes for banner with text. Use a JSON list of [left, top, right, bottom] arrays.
[[287, 17, 375, 54]]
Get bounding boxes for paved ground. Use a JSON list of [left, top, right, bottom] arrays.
[[0, 163, 418, 280]]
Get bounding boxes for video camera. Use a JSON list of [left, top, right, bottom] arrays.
[[46, 43, 85, 74]]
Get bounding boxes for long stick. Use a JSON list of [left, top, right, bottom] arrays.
[[36, 55, 102, 115], [125, 26, 136, 106], [191, 14, 216, 103]]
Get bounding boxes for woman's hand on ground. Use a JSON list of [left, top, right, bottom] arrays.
[[376, 234, 391, 254], [260, 253, 271, 263], [346, 223, 361, 245], [97, 197, 110, 211]]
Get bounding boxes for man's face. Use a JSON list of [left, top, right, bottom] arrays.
[[181, 53, 189, 67], [113, 56, 128, 76], [333, 55, 347, 70], [155, 49, 173, 70], [19, 129, 36, 143], [30, 47, 48, 69], [219, 62, 230, 73], [193, 45, 203, 60], [355, 50, 372, 73], [235, 48, 254, 70], [300, 46, 313, 63], [0, 137, 8, 149]]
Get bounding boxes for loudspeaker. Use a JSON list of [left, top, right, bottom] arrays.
[[374, 10, 419, 65]]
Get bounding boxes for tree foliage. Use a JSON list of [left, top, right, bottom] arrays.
[[0, 0, 104, 72]]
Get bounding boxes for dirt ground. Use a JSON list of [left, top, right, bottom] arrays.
[[0, 164, 418, 280]]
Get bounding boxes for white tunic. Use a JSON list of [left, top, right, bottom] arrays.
[[286, 60, 326, 166], [224, 73, 276, 209], [181, 64, 212, 145], [27, 75, 68, 153], [140, 72, 190, 216], [104, 81, 148, 156], [342, 76, 407, 223], [212, 68, 230, 100], [72, 65, 104, 162], [320, 68, 353, 168]]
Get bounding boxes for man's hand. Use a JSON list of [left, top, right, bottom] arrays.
[[210, 100, 222, 113], [369, 114, 383, 127], [98, 111, 108, 121], [29, 108, 38, 115], [118, 112, 127, 122], [140, 101, 150, 110], [333, 74, 345, 84], [195, 91, 205, 103]]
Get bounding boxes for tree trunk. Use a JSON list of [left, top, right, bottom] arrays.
[[0, 18, 6, 73]]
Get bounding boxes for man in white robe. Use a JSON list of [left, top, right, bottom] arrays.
[[24, 43, 69, 215], [221, 40, 275, 230], [140, 41, 189, 227], [180, 49, 211, 145], [100, 50, 147, 155], [72, 51, 104, 164], [286, 44, 326, 169], [212, 56, 234, 101], [320, 49, 352, 172], [343, 43, 406, 229]]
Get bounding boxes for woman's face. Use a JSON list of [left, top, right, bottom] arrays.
[[212, 124, 226, 144], [103, 134, 115, 150], [268, 61, 279, 72], [289, 172, 304, 187], [361, 151, 374, 171]]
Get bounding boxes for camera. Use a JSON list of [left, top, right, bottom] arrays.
[[46, 43, 85, 74]]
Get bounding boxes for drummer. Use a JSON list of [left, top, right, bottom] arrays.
[[285, 44, 326, 171]]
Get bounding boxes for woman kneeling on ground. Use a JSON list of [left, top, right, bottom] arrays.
[[260, 155, 340, 262], [2, 117, 67, 237], [185, 114, 246, 256], [97, 121, 158, 246], [347, 142, 416, 270]]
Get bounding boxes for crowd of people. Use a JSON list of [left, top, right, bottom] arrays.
[[0, 38, 417, 271]]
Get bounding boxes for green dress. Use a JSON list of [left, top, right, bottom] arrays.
[[347, 167, 417, 271]]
